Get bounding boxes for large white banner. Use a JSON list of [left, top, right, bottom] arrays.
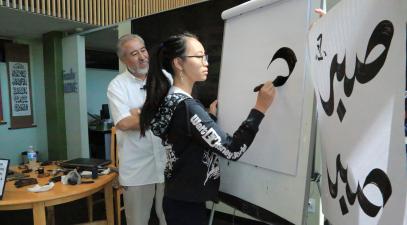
[[309, 0, 407, 225]]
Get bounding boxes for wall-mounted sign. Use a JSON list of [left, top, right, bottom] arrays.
[[63, 68, 78, 93]]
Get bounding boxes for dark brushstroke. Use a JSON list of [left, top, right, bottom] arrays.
[[253, 47, 297, 92], [316, 33, 327, 61], [267, 47, 297, 87]]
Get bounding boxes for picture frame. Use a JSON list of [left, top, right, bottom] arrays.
[[0, 159, 10, 200]]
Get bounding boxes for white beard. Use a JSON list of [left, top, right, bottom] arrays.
[[128, 65, 149, 76], [136, 66, 149, 75]]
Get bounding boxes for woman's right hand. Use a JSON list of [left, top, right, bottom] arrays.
[[254, 81, 276, 114]]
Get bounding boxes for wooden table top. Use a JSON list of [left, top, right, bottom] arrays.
[[0, 164, 116, 210]]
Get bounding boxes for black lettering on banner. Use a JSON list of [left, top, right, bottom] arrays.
[[316, 33, 327, 61], [14, 95, 28, 104], [319, 20, 394, 122], [327, 154, 392, 217], [14, 103, 28, 112], [19, 95, 27, 103], [13, 87, 27, 95], [12, 63, 24, 71], [14, 95, 20, 103], [12, 77, 27, 86]]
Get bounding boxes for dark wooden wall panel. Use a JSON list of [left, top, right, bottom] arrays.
[[131, 0, 248, 107]]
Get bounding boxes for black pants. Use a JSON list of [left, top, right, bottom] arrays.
[[163, 197, 207, 225]]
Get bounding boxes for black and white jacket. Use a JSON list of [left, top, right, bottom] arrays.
[[151, 88, 265, 203]]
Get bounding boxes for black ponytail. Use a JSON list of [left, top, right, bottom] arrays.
[[140, 32, 197, 136]]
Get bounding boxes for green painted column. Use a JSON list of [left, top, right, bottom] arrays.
[[42, 31, 67, 160]]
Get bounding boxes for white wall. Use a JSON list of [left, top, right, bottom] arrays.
[[62, 35, 89, 159], [86, 68, 118, 116]]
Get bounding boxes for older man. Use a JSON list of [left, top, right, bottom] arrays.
[[107, 34, 166, 225]]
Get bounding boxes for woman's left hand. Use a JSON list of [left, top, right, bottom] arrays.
[[309, 8, 327, 30], [314, 8, 326, 17], [209, 100, 218, 116]]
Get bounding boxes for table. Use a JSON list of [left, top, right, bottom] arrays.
[[0, 165, 116, 225]]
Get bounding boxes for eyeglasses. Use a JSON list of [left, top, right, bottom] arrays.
[[182, 54, 209, 64]]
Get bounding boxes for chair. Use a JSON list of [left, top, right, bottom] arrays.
[[110, 127, 125, 225], [110, 127, 119, 168], [86, 127, 121, 224]]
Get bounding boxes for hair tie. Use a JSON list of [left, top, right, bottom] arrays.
[[161, 69, 174, 86]]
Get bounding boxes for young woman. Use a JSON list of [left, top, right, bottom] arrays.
[[140, 32, 276, 225]]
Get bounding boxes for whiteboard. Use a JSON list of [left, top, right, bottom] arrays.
[[217, 0, 320, 224], [219, 0, 309, 175]]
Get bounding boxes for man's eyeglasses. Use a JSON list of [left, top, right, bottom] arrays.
[[182, 54, 209, 64]]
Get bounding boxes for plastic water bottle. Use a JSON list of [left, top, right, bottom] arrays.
[[27, 146, 37, 169]]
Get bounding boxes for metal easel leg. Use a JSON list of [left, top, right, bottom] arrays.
[[208, 201, 216, 225]]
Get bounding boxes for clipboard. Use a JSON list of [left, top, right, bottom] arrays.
[[0, 159, 10, 200]]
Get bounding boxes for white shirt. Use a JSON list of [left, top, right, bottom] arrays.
[[107, 70, 166, 186]]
